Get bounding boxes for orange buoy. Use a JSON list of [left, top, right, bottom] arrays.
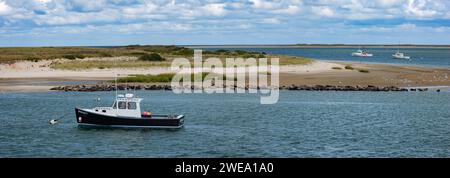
[[143, 111, 152, 116]]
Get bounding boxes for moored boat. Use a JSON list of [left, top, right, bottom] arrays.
[[392, 50, 411, 60], [351, 49, 373, 57], [75, 93, 184, 129]]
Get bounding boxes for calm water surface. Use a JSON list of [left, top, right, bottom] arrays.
[[203, 48, 450, 67], [1, 91, 449, 157]]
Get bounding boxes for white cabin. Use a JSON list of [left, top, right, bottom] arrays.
[[88, 93, 143, 118]]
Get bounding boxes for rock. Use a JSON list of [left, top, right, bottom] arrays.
[[49, 84, 409, 92]]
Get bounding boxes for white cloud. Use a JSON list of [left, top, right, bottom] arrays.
[[201, 3, 227, 16], [1, 0, 450, 44], [376, 0, 403, 7], [397, 23, 416, 30], [250, 0, 275, 9], [122, 2, 158, 17], [34, 0, 52, 3], [433, 27, 450, 33], [312, 6, 334, 17], [66, 0, 107, 12], [0, 1, 13, 15], [405, 0, 438, 18], [228, 2, 243, 9], [261, 18, 281, 24], [273, 5, 300, 14]]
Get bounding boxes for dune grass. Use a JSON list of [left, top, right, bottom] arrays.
[[50, 60, 172, 70], [3, 45, 314, 70], [358, 69, 370, 73], [0, 45, 195, 62], [276, 56, 313, 65], [116, 73, 238, 83], [50, 55, 313, 70], [345, 65, 354, 70], [117, 73, 176, 83], [0, 46, 272, 62]]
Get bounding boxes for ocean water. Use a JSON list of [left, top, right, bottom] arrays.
[[203, 48, 450, 67], [1, 91, 450, 158]]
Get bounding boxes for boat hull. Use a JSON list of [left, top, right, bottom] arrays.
[[392, 56, 410, 59], [75, 108, 184, 129], [352, 53, 373, 57]]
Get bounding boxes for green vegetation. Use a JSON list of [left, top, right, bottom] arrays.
[[204, 49, 267, 58], [0, 46, 284, 62], [116, 73, 237, 83], [1, 45, 315, 70], [278, 56, 313, 65], [0, 45, 194, 62], [50, 55, 312, 70], [332, 67, 342, 70], [117, 73, 176, 83], [138, 53, 165, 61], [358, 69, 370, 73], [62, 54, 85, 60], [345, 65, 354, 70], [50, 60, 171, 70]]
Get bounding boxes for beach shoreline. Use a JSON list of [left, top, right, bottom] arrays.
[[1, 57, 449, 92]]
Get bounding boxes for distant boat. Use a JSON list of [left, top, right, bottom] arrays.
[[351, 48, 373, 57], [392, 49, 411, 60]]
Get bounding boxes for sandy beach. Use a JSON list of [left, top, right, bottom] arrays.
[[1, 58, 449, 92]]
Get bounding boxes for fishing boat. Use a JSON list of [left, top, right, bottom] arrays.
[[392, 50, 411, 60], [351, 49, 373, 57], [75, 93, 184, 129]]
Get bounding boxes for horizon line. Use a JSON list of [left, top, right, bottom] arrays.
[[1, 43, 450, 48]]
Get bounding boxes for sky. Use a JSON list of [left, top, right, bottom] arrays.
[[0, 0, 449, 46]]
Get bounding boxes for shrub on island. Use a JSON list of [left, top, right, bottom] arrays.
[[138, 53, 165, 61], [358, 69, 370, 73], [63, 54, 85, 60]]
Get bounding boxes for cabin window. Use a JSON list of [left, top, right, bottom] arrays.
[[127, 102, 137, 110], [118, 101, 127, 109], [112, 102, 117, 109]]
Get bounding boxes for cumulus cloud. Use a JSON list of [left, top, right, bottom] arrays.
[[397, 23, 416, 30], [250, 0, 276, 9], [312, 6, 334, 17], [201, 3, 227, 16], [405, 0, 439, 18], [0, 0, 13, 15], [261, 18, 282, 24], [0, 0, 449, 45], [273, 5, 301, 14], [66, 0, 106, 12]]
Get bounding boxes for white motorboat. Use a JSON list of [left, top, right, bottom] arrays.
[[351, 49, 373, 57], [392, 50, 411, 60]]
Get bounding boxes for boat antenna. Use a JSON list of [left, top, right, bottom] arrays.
[[133, 81, 136, 96], [115, 73, 118, 102]]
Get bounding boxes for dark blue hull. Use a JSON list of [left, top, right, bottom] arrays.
[[75, 108, 184, 129]]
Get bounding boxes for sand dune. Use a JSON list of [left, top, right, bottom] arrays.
[[1, 58, 449, 92]]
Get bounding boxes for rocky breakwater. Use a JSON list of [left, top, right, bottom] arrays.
[[48, 84, 432, 92], [281, 85, 409, 92]]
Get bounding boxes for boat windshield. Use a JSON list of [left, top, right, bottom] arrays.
[[128, 102, 137, 110], [118, 101, 127, 109]]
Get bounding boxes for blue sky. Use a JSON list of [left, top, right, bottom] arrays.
[[0, 0, 449, 46]]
